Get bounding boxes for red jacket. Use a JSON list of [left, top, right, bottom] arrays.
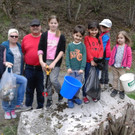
[[100, 31, 111, 58], [84, 36, 103, 63]]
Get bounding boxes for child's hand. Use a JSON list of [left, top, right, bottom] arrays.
[[67, 68, 72, 74], [40, 62, 47, 71], [126, 67, 130, 71], [78, 70, 83, 74], [109, 65, 111, 69], [91, 61, 97, 66], [5, 62, 13, 68], [48, 62, 56, 70]]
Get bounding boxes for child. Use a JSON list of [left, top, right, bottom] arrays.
[[0, 44, 17, 119], [99, 19, 112, 90], [109, 31, 132, 99], [82, 21, 103, 103], [66, 25, 86, 108], [38, 15, 66, 108]]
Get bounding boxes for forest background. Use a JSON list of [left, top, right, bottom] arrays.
[[0, 0, 135, 134]]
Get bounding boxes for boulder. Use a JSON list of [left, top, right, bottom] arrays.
[[17, 91, 135, 135]]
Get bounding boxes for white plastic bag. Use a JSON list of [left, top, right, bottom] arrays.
[[0, 67, 16, 101]]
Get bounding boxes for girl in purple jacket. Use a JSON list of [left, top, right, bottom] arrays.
[[109, 31, 132, 99]]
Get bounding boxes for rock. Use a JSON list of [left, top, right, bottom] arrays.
[[17, 91, 135, 135]]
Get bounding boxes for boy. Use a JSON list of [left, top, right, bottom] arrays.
[[99, 19, 112, 90], [66, 25, 86, 108]]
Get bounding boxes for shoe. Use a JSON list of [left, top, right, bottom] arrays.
[[15, 104, 32, 112], [46, 99, 52, 108], [4, 112, 11, 120], [58, 94, 63, 102], [83, 97, 90, 104], [92, 98, 98, 102], [68, 100, 74, 108], [119, 91, 125, 99], [73, 98, 82, 105], [104, 84, 109, 89], [110, 89, 118, 97], [11, 110, 17, 119]]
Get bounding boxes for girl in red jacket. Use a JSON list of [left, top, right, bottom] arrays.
[[82, 21, 103, 103]]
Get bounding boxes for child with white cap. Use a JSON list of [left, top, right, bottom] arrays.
[[99, 19, 112, 90]]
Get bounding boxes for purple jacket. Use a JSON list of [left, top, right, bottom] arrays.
[[109, 44, 132, 68]]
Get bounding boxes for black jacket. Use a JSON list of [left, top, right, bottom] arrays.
[[38, 31, 66, 67]]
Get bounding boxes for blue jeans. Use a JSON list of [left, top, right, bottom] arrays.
[[14, 74, 27, 106], [68, 71, 83, 100], [82, 63, 99, 97], [25, 65, 44, 108], [100, 60, 109, 84]]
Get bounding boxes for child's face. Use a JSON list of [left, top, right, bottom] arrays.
[[117, 33, 125, 45], [73, 32, 83, 43], [100, 26, 110, 32], [48, 18, 59, 32], [88, 27, 98, 37]]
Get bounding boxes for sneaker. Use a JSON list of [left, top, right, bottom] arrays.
[[110, 89, 118, 97], [58, 94, 63, 102], [119, 91, 125, 99], [73, 98, 82, 105], [46, 99, 52, 108], [4, 112, 11, 120], [15, 104, 31, 112], [92, 98, 98, 102], [104, 84, 109, 89], [11, 110, 17, 119], [68, 100, 74, 108], [83, 97, 90, 104]]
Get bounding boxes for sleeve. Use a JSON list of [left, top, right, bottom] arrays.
[[102, 35, 109, 51], [108, 46, 115, 66], [127, 46, 132, 68], [84, 36, 93, 62], [80, 44, 86, 70], [38, 33, 45, 51], [60, 35, 66, 53], [98, 37, 104, 58], [65, 44, 71, 69]]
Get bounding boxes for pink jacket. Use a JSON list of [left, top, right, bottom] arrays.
[[109, 44, 132, 68]]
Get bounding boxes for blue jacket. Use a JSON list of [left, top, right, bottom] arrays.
[[1, 40, 24, 75]]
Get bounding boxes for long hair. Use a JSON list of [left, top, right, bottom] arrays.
[[117, 31, 132, 46], [87, 21, 100, 38], [48, 15, 61, 37]]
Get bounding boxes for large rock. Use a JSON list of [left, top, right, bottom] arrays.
[[17, 91, 135, 135]]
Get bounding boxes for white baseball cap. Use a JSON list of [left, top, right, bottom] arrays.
[[99, 19, 112, 28]]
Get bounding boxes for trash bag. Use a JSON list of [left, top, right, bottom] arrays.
[[93, 57, 105, 70], [0, 67, 16, 101], [85, 66, 101, 99]]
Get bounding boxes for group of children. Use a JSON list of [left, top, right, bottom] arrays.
[[0, 15, 132, 119], [66, 19, 132, 108]]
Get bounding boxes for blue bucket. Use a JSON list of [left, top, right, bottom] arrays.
[[60, 76, 82, 99]]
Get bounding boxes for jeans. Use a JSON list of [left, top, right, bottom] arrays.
[[25, 65, 44, 108], [82, 63, 99, 97], [14, 74, 27, 106], [68, 71, 83, 99], [44, 60, 61, 100], [100, 60, 109, 84]]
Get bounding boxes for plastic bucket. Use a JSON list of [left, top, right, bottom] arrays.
[[60, 76, 82, 99], [119, 73, 135, 93]]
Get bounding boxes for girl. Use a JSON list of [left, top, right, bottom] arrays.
[[82, 21, 103, 103], [109, 31, 132, 99], [38, 15, 66, 108]]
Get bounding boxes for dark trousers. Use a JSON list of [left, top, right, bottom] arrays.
[[100, 60, 109, 84], [82, 63, 99, 97], [25, 65, 44, 108]]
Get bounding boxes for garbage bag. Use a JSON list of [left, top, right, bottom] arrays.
[[93, 57, 105, 70], [85, 66, 101, 99], [0, 67, 16, 101]]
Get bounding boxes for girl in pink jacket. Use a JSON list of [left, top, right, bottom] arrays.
[[109, 31, 132, 99]]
